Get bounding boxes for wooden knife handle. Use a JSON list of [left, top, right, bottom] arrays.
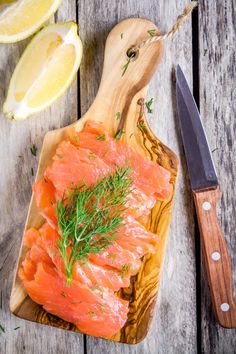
[[193, 187, 236, 328]]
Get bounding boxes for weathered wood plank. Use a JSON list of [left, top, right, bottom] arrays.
[[0, 2, 84, 353], [78, 0, 197, 352], [199, 0, 236, 352]]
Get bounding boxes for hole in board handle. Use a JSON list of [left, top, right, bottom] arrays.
[[126, 46, 139, 61]]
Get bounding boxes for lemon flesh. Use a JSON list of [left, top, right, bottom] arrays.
[[3, 22, 83, 120], [0, 0, 62, 43]]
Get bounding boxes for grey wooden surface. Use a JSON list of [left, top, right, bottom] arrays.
[[199, 0, 236, 352], [0, 0, 235, 353]]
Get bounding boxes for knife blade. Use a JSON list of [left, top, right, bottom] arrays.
[[176, 64, 236, 328], [176, 65, 218, 191]]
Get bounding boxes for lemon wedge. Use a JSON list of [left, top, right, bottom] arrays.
[[3, 22, 83, 120], [0, 0, 62, 43]]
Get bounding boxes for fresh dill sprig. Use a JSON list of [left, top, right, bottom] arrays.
[[98, 303, 106, 313], [115, 129, 125, 141], [96, 134, 106, 141], [120, 263, 131, 278], [137, 122, 146, 130], [122, 50, 136, 76], [30, 144, 37, 157], [145, 98, 154, 113], [147, 29, 156, 37], [74, 135, 79, 145], [122, 57, 131, 76], [89, 152, 97, 160], [61, 291, 68, 298], [116, 112, 121, 120], [88, 311, 96, 317], [108, 253, 117, 260], [204, 48, 208, 56], [56, 166, 132, 286]]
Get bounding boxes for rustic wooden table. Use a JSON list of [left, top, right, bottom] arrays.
[[0, 1, 235, 353]]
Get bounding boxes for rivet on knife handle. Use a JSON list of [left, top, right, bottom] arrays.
[[193, 187, 236, 328]]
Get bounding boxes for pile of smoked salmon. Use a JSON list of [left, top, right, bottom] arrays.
[[19, 121, 171, 338]]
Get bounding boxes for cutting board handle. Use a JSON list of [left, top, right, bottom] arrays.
[[193, 187, 236, 328], [83, 18, 164, 128]]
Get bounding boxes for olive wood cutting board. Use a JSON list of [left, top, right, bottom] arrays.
[[10, 18, 178, 344]]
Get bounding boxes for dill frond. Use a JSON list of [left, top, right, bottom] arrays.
[[56, 166, 132, 286]]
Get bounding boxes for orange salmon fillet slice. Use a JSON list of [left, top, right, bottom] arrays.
[[69, 121, 171, 200], [19, 120, 171, 338], [19, 261, 129, 338]]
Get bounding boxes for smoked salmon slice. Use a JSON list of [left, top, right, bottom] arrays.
[[40, 205, 57, 230], [70, 121, 171, 200], [89, 242, 141, 274], [38, 222, 131, 291], [33, 178, 56, 209], [19, 261, 129, 338], [24, 228, 40, 248], [19, 120, 171, 338], [45, 142, 110, 196]]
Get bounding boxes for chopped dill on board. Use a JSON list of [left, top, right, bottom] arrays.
[[120, 263, 131, 278], [107, 253, 117, 260], [145, 98, 154, 113], [89, 152, 97, 160], [122, 49, 136, 76], [137, 122, 146, 130], [147, 29, 156, 37], [122, 57, 131, 76], [96, 134, 106, 141], [88, 311, 96, 318], [74, 135, 79, 145], [115, 129, 125, 141], [116, 112, 121, 120]]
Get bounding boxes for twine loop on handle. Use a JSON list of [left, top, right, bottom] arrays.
[[128, 1, 198, 56], [118, 2, 198, 136]]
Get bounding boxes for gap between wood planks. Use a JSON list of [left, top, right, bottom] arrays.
[[192, 4, 201, 353], [75, 2, 200, 353], [75, 2, 87, 353]]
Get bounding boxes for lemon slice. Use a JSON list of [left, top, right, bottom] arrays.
[[0, 0, 62, 43], [3, 22, 83, 120]]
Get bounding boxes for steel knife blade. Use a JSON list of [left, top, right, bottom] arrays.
[[176, 64, 218, 191]]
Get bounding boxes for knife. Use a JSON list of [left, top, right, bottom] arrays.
[[176, 64, 236, 328]]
